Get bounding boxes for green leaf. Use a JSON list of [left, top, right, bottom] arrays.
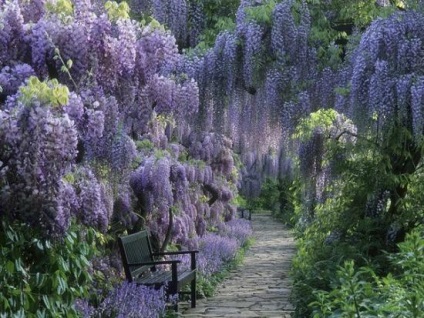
[[36, 310, 47, 318], [58, 256, 70, 272], [35, 273, 46, 288], [65, 234, 74, 246], [42, 295, 51, 310], [5, 260, 15, 273], [14, 258, 24, 273], [57, 276, 68, 295]]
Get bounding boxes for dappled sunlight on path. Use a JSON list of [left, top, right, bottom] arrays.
[[181, 214, 296, 318]]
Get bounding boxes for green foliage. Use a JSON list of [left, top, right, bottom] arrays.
[[303, 0, 398, 68], [231, 194, 248, 208], [310, 227, 424, 317], [53, 47, 78, 89], [404, 0, 424, 11], [245, 0, 277, 26], [248, 178, 280, 212], [339, 1, 395, 28], [245, 176, 296, 225], [154, 148, 168, 159], [140, 16, 166, 32], [19, 76, 70, 107], [191, 0, 238, 49], [105, 1, 130, 21], [290, 109, 424, 316], [136, 139, 155, 151], [0, 221, 97, 317], [196, 17, 236, 49], [311, 260, 378, 317], [293, 109, 338, 141], [274, 177, 296, 226], [45, 0, 74, 18], [334, 85, 351, 97]]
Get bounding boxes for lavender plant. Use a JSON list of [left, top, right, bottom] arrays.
[[94, 282, 166, 318]]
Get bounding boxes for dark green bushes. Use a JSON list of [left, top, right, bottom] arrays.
[[311, 227, 424, 317], [0, 221, 97, 317], [290, 110, 424, 316], [246, 177, 296, 226]]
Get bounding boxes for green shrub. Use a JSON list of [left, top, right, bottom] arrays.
[[0, 221, 97, 317], [247, 178, 280, 212], [290, 110, 424, 316], [310, 227, 424, 317], [246, 177, 295, 225]]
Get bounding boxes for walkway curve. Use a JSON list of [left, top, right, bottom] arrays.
[[181, 213, 296, 318]]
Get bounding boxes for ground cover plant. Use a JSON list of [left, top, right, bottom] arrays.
[[2, 0, 424, 317]]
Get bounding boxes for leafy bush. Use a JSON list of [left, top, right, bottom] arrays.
[[311, 227, 424, 317], [246, 177, 295, 225], [290, 107, 424, 316], [0, 221, 97, 317], [247, 178, 280, 212], [191, 0, 239, 48]]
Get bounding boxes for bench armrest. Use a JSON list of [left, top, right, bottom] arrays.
[[153, 250, 198, 271], [127, 260, 181, 266], [153, 250, 199, 256]]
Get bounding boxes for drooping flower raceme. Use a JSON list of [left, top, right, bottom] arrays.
[[0, 96, 78, 236]]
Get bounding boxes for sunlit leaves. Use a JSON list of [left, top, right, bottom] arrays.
[[18, 76, 69, 107], [105, 1, 130, 22], [45, 0, 74, 18], [294, 109, 338, 141]]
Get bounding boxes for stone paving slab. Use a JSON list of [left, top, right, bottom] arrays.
[[180, 214, 296, 318]]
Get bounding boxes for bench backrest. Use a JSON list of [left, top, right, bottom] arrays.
[[118, 230, 155, 282]]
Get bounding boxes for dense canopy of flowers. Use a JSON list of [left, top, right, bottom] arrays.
[[4, 0, 424, 316]]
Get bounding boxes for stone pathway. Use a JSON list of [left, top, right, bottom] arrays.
[[181, 213, 296, 318]]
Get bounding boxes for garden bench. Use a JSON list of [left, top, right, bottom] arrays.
[[118, 230, 198, 310], [238, 207, 252, 220]]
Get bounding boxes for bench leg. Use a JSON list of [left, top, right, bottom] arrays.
[[168, 288, 178, 312], [191, 276, 196, 308], [170, 263, 179, 311]]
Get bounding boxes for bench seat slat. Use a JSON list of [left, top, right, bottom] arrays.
[[136, 269, 196, 285]]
